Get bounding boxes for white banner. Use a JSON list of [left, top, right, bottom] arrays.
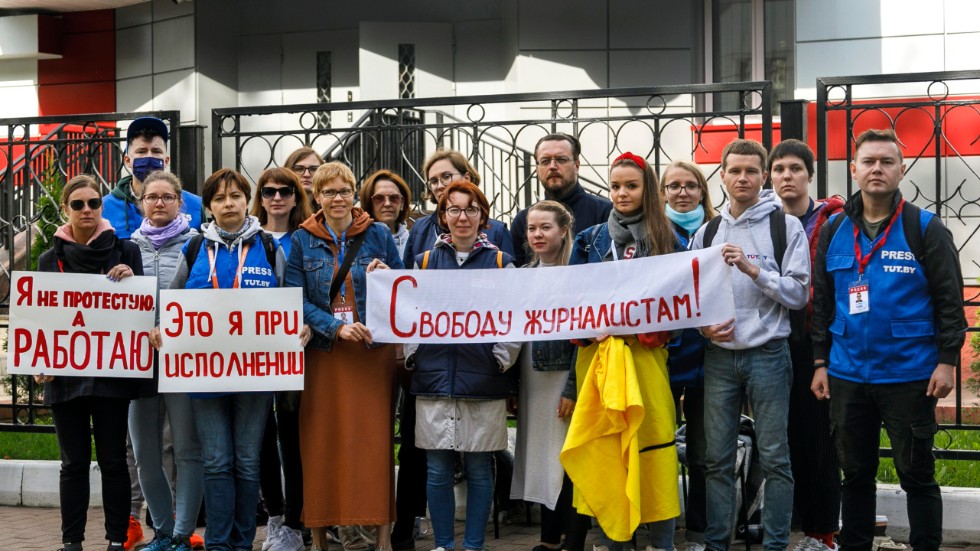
[[158, 288, 305, 393], [366, 245, 735, 343], [7, 272, 158, 377]]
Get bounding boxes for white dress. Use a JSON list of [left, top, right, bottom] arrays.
[[509, 264, 572, 509]]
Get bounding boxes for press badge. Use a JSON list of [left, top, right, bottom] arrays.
[[849, 282, 869, 314], [333, 305, 354, 324]]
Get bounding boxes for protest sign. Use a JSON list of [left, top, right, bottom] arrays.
[[158, 287, 304, 392], [367, 245, 735, 343], [7, 271, 157, 377]]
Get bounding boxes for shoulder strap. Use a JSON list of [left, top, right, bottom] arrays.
[[901, 202, 927, 263], [422, 250, 431, 270], [259, 231, 277, 268], [826, 211, 847, 241], [184, 234, 205, 270], [496, 250, 503, 268], [702, 216, 723, 247], [769, 209, 787, 272], [328, 231, 369, 303]]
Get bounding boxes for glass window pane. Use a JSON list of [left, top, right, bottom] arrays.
[[765, 0, 795, 115], [712, 0, 753, 113]]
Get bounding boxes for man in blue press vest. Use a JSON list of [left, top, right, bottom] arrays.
[[103, 117, 206, 239], [811, 128, 966, 551]]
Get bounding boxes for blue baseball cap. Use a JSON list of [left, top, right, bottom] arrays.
[[126, 117, 169, 145]]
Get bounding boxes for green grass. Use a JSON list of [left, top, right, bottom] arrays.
[[0, 431, 64, 461], [877, 429, 980, 488]]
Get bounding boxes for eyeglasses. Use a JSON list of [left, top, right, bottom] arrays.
[[664, 183, 702, 195], [536, 156, 573, 167], [141, 194, 178, 205], [372, 193, 404, 206], [260, 186, 295, 199], [426, 172, 462, 187], [445, 206, 481, 219], [68, 197, 103, 211], [319, 188, 354, 199], [291, 164, 320, 175]]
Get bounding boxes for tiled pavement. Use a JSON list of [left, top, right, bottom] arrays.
[[3, 505, 980, 551]]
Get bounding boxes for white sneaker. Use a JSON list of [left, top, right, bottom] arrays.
[[795, 536, 839, 551], [263, 516, 284, 551], [269, 526, 306, 551], [430, 547, 449, 551], [685, 543, 706, 551], [593, 546, 610, 551]]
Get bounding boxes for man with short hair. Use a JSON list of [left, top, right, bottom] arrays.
[[510, 133, 612, 265], [811, 129, 966, 551], [689, 139, 810, 551], [103, 117, 206, 239], [770, 139, 843, 551]]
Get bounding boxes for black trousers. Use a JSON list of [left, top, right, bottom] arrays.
[[829, 377, 942, 551], [787, 337, 842, 533], [672, 383, 707, 538], [52, 396, 132, 544], [539, 474, 593, 551], [259, 394, 305, 529]]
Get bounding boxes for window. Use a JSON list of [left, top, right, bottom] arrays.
[[708, 0, 794, 114], [398, 43, 416, 99]]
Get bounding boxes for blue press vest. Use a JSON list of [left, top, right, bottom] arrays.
[[183, 234, 279, 289], [824, 209, 936, 383]]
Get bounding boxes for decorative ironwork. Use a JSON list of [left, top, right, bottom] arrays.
[[316, 50, 332, 129], [211, 82, 773, 227], [398, 43, 416, 99], [815, 70, 980, 279]]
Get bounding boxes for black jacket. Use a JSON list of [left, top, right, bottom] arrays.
[[811, 190, 966, 367], [38, 233, 144, 405]]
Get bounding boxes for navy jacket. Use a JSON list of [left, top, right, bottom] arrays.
[[511, 183, 613, 266], [410, 241, 517, 399]]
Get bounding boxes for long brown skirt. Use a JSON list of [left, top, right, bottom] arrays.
[[299, 341, 397, 527]]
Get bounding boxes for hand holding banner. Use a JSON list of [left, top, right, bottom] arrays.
[[158, 287, 305, 393], [7, 271, 158, 377], [366, 245, 735, 343]]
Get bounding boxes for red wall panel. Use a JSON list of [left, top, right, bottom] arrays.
[[36, 10, 115, 116]]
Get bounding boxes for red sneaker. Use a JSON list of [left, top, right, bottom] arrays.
[[124, 515, 144, 551], [189, 533, 205, 549]]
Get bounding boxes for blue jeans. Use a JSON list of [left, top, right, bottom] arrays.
[[703, 339, 794, 551], [130, 393, 204, 538], [427, 450, 493, 550], [829, 377, 941, 551], [192, 393, 272, 551]]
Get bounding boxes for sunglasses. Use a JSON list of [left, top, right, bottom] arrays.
[[260, 186, 296, 199], [372, 193, 404, 206], [68, 198, 103, 211]]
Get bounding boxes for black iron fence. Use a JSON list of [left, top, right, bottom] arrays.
[[212, 83, 773, 224]]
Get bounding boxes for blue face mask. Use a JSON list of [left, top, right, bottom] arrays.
[[132, 156, 165, 182]]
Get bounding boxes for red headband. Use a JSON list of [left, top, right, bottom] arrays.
[[615, 151, 646, 170]]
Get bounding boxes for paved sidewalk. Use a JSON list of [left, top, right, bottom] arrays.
[[3, 505, 980, 551]]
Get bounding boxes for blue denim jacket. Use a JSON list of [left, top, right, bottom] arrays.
[[285, 215, 404, 352]]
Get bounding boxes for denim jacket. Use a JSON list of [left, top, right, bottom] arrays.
[[521, 260, 578, 399], [285, 212, 404, 352]]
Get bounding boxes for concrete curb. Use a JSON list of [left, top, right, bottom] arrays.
[[2, 460, 978, 543]]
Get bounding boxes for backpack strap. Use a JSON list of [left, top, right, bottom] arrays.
[[184, 234, 205, 271], [496, 250, 503, 268], [258, 231, 278, 269], [421, 250, 431, 270], [901, 201, 928, 263], [769, 209, 787, 273], [702, 216, 723, 248]]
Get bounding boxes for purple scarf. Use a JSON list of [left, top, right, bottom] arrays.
[[139, 215, 189, 249]]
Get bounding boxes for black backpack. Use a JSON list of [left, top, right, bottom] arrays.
[[702, 209, 788, 273], [184, 231, 278, 271]]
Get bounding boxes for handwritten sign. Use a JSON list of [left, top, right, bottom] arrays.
[[367, 246, 735, 343], [7, 272, 157, 377], [158, 288, 305, 392]]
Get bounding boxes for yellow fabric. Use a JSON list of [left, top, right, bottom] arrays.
[[560, 337, 680, 542]]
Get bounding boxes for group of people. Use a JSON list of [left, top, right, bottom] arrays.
[[35, 115, 965, 551]]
